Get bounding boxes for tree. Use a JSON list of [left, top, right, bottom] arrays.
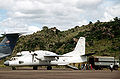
[[42, 26, 48, 31], [89, 21, 92, 24], [113, 17, 119, 21], [97, 20, 100, 23]]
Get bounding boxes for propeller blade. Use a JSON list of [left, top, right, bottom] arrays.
[[31, 53, 37, 62]]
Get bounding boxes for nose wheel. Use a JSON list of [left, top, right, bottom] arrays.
[[33, 66, 38, 70], [47, 66, 52, 70]]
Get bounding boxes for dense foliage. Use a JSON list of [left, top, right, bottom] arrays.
[[0, 17, 120, 61]]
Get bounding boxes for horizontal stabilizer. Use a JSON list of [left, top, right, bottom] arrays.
[[44, 55, 72, 57], [82, 53, 96, 56]]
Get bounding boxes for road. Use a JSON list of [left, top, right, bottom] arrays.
[[0, 68, 119, 79]]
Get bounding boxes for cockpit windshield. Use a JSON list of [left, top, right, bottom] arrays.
[[9, 57, 18, 61]]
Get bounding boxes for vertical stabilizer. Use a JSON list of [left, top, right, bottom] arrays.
[[74, 37, 85, 55], [0, 33, 20, 59], [63, 37, 85, 56]]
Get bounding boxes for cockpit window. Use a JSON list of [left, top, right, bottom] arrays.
[[9, 57, 18, 61]]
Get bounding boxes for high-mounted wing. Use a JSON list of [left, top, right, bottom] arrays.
[[0, 54, 10, 59], [35, 55, 71, 61], [82, 53, 96, 56], [44, 55, 71, 57]]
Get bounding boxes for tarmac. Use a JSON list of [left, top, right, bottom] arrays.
[[0, 67, 119, 79]]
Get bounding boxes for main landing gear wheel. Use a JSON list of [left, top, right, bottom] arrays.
[[12, 67, 16, 70], [47, 66, 52, 70], [33, 66, 38, 70]]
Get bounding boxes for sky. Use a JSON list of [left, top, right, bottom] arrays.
[[0, 0, 120, 34]]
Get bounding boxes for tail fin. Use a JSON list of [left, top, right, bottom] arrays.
[[0, 33, 20, 59], [63, 37, 85, 56], [74, 37, 85, 55]]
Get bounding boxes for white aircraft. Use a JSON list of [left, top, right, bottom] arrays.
[[4, 37, 94, 70]]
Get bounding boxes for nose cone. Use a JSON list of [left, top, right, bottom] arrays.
[[4, 61, 9, 66]]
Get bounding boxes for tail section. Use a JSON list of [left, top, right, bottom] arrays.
[[63, 37, 85, 56], [74, 37, 85, 55], [0, 33, 20, 59]]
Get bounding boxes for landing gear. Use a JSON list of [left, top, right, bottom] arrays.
[[12, 67, 16, 70], [33, 66, 38, 70], [47, 66, 52, 70], [113, 65, 118, 70]]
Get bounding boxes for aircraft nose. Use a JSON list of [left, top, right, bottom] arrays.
[[4, 61, 9, 66]]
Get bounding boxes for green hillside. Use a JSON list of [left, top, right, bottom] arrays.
[[0, 17, 120, 64]]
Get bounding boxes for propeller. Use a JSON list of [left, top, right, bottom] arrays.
[[31, 53, 37, 62]]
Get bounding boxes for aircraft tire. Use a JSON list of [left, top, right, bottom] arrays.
[[12, 67, 16, 70], [47, 66, 52, 70], [33, 66, 38, 70]]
